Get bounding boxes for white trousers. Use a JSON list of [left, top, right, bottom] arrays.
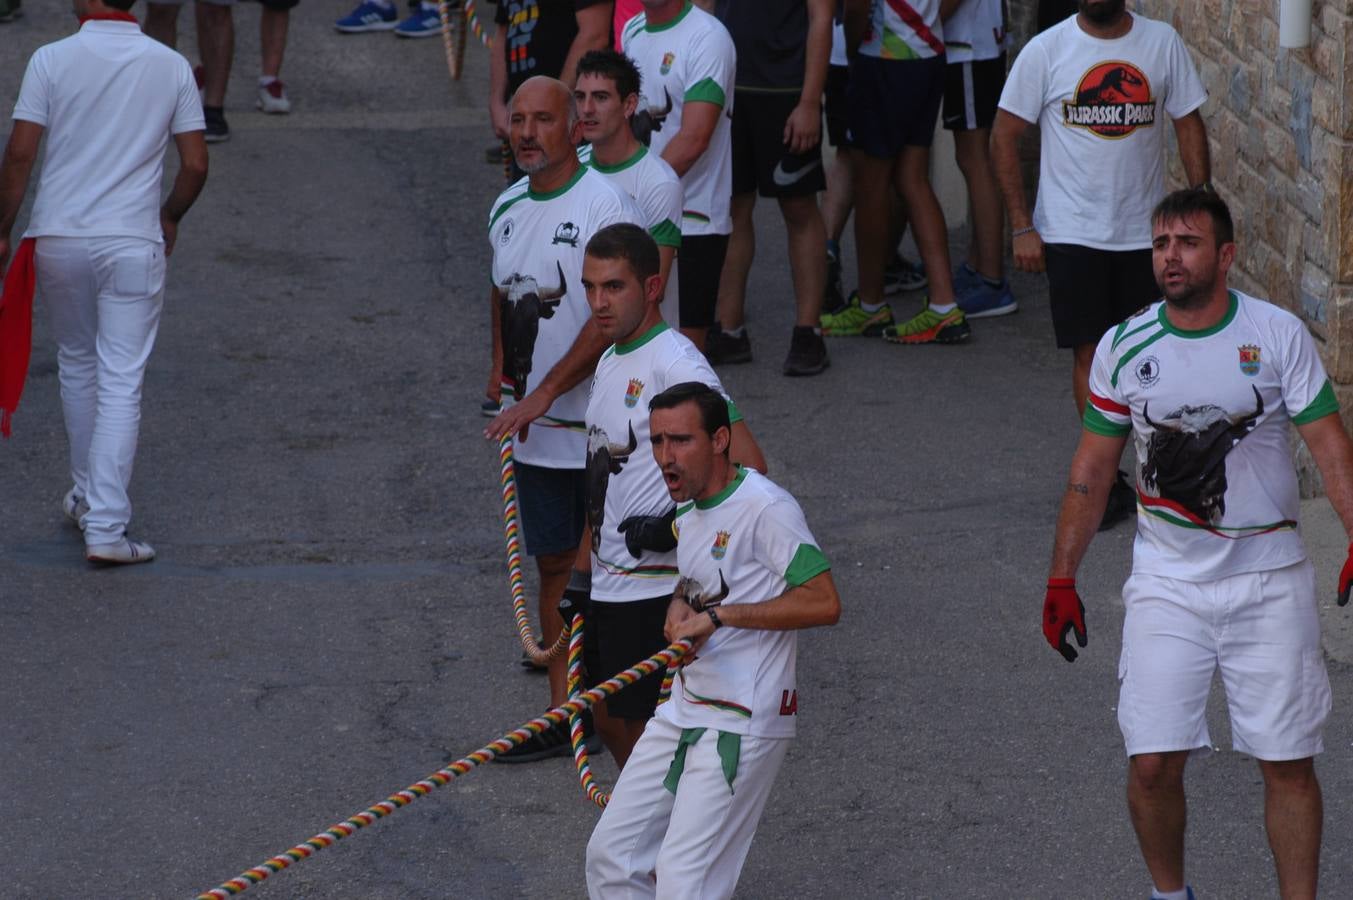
[[36, 236, 165, 545], [586, 716, 789, 900]]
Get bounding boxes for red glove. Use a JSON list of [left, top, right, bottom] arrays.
[[1044, 578, 1087, 662], [1339, 542, 1353, 607]]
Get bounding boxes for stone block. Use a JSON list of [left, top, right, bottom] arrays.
[[1301, 260, 1332, 323], [1295, 169, 1324, 224], [1319, 287, 1353, 384], [1335, 141, 1353, 283]]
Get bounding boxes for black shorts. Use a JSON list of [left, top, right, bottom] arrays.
[[845, 53, 945, 157], [1045, 244, 1159, 349], [677, 233, 729, 329], [731, 89, 826, 198], [941, 54, 1006, 132], [583, 594, 673, 720], [514, 462, 586, 557], [823, 65, 851, 148]]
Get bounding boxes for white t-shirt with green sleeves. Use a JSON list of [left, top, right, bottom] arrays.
[[622, 2, 736, 236], [661, 468, 831, 738], [1085, 291, 1339, 581], [586, 322, 739, 602]]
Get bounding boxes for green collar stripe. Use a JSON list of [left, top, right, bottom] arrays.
[[645, 1, 692, 32], [784, 543, 829, 587], [591, 144, 647, 174], [1111, 315, 1160, 351], [527, 165, 586, 201], [615, 321, 669, 355], [695, 466, 747, 509], [684, 78, 726, 108], [1157, 291, 1239, 338]]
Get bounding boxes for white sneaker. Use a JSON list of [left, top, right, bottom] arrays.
[[257, 80, 291, 114], [62, 488, 89, 527], [86, 537, 156, 565]]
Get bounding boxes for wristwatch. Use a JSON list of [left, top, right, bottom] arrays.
[[707, 608, 724, 630], [1193, 180, 1217, 194]]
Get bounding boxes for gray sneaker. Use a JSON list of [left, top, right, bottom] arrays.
[[62, 488, 89, 527]]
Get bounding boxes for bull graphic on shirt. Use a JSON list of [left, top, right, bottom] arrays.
[[586, 421, 639, 554], [631, 87, 674, 146], [499, 261, 567, 399], [1140, 386, 1264, 525], [674, 570, 729, 612]]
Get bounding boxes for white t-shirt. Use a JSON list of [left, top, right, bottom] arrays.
[[487, 166, 644, 468], [622, 3, 736, 237], [859, 0, 945, 60], [13, 22, 203, 243], [585, 322, 741, 602], [660, 468, 831, 738], [1085, 292, 1339, 581], [997, 14, 1207, 250], [944, 0, 1009, 63]]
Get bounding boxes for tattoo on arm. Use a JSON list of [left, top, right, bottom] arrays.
[[1069, 483, 1089, 495]]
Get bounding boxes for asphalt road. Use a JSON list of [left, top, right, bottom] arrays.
[[2, 5, 1352, 898]]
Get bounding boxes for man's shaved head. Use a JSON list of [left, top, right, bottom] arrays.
[[510, 76, 579, 131]]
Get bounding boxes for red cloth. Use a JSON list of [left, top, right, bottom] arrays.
[[78, 11, 138, 24], [0, 238, 36, 438]]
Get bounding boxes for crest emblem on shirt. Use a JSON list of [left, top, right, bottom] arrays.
[[711, 530, 731, 560], [499, 218, 514, 246], [660, 51, 675, 75], [1239, 344, 1261, 376], [1135, 355, 1161, 388], [624, 378, 644, 408], [1063, 61, 1155, 138], [552, 221, 580, 247]]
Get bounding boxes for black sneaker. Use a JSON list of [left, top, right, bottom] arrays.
[[705, 323, 753, 365], [492, 718, 572, 764], [203, 106, 230, 144], [783, 326, 829, 376], [824, 252, 845, 315], [1098, 470, 1137, 532]]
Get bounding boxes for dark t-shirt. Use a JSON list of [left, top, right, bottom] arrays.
[[715, 0, 807, 90], [496, 0, 610, 94]]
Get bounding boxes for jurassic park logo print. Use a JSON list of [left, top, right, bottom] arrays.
[[1062, 61, 1155, 138]]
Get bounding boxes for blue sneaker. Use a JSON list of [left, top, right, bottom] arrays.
[[394, 3, 443, 38], [952, 262, 983, 295], [956, 279, 1017, 319], [335, 0, 398, 32]]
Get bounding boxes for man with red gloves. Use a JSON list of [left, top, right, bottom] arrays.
[[1042, 188, 1353, 900]]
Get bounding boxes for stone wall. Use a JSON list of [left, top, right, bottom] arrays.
[[1005, 0, 1353, 489]]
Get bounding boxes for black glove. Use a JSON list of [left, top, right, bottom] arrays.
[[557, 568, 592, 622], [617, 507, 678, 558]]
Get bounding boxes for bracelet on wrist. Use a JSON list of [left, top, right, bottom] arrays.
[[707, 608, 723, 629], [1011, 226, 1037, 238]]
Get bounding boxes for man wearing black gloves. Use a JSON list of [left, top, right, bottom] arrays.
[[1041, 190, 1353, 900], [574, 223, 763, 767]]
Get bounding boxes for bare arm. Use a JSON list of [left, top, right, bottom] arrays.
[[661, 101, 721, 178], [657, 245, 676, 306], [990, 109, 1044, 273], [1298, 414, 1353, 537], [560, 3, 614, 89], [485, 317, 609, 441], [1048, 430, 1129, 579], [782, 0, 832, 155], [489, 23, 510, 139], [729, 420, 767, 475], [1172, 110, 1210, 188], [0, 120, 43, 271], [160, 130, 208, 257], [667, 570, 841, 646]]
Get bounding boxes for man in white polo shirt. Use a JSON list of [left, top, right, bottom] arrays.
[[0, 0, 208, 564]]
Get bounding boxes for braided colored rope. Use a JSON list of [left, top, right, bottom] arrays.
[[437, 0, 467, 81], [464, 0, 492, 47], [565, 615, 682, 808], [195, 639, 693, 899], [499, 435, 569, 665]]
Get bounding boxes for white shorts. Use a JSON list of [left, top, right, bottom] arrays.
[[586, 716, 789, 900], [1117, 559, 1331, 761]]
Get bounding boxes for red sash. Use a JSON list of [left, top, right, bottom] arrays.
[[0, 238, 36, 438]]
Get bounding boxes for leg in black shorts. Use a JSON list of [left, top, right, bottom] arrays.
[[583, 594, 673, 765], [678, 233, 730, 332]]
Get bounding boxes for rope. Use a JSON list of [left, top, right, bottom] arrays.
[[464, 0, 492, 47], [499, 435, 569, 665], [195, 639, 693, 899], [565, 614, 682, 808]]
